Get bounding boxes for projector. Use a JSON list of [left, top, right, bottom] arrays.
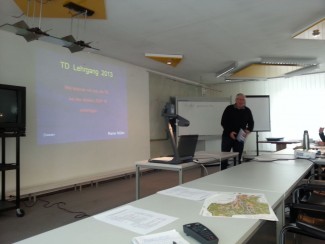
[[294, 149, 317, 159]]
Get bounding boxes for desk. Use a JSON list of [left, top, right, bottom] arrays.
[[135, 160, 199, 200], [258, 140, 300, 151], [188, 159, 313, 242], [135, 151, 239, 199], [16, 158, 312, 244], [16, 186, 283, 244]]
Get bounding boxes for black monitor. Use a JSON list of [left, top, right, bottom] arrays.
[[0, 84, 26, 135]]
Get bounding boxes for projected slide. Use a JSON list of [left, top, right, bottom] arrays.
[[35, 49, 128, 144]]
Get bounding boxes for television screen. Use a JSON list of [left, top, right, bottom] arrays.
[[0, 84, 26, 135]]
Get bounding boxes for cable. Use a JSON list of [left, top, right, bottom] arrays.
[[38, 198, 90, 219], [10, 195, 90, 219], [200, 164, 209, 175], [193, 157, 221, 175]]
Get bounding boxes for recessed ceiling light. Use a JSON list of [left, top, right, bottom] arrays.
[[312, 29, 320, 37]]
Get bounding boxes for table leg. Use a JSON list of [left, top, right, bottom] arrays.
[[178, 169, 183, 184], [136, 165, 140, 200], [274, 199, 285, 244], [276, 144, 287, 151]]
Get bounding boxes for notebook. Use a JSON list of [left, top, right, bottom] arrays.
[[149, 135, 198, 164]]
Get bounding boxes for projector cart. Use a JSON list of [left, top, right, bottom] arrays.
[[0, 133, 24, 217]]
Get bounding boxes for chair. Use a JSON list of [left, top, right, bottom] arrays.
[[280, 203, 325, 243], [293, 182, 325, 205], [280, 181, 325, 244]]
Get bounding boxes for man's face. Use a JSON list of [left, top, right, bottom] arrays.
[[235, 96, 246, 109]]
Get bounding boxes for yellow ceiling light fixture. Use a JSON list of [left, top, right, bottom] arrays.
[[145, 53, 183, 67], [229, 63, 304, 79], [13, 0, 107, 19], [293, 18, 325, 40], [217, 57, 319, 80]]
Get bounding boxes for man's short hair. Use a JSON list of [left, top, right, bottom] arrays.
[[236, 93, 245, 98]]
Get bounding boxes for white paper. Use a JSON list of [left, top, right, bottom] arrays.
[[158, 186, 216, 201], [132, 229, 190, 244], [93, 205, 178, 235], [236, 129, 246, 142], [200, 192, 278, 221]]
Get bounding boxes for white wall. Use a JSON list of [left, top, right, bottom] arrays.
[[211, 73, 325, 152], [0, 30, 150, 193]]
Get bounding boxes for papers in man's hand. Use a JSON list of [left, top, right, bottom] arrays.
[[132, 229, 190, 244], [237, 129, 246, 142]]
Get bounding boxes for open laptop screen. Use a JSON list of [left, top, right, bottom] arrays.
[[177, 135, 198, 158], [149, 134, 198, 164]]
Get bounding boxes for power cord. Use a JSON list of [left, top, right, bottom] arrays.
[[9, 195, 90, 219]]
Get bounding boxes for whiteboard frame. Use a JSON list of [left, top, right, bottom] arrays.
[[175, 97, 231, 138]]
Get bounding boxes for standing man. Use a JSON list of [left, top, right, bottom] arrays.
[[221, 93, 254, 170]]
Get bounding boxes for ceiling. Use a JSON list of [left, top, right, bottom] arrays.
[[1, 0, 325, 84]]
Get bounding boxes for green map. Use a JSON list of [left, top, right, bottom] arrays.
[[207, 194, 270, 217]]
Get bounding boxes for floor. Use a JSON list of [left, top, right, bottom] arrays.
[[0, 163, 322, 244]]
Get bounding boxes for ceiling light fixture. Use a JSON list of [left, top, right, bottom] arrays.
[[145, 53, 183, 67], [284, 64, 319, 78], [62, 2, 99, 53], [312, 29, 320, 37], [227, 57, 319, 80], [216, 62, 237, 77], [293, 18, 325, 40], [63, 2, 95, 16], [0, 1, 99, 53], [260, 57, 318, 66], [0, 0, 50, 42]]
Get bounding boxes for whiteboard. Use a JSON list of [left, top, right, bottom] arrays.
[[245, 95, 270, 132], [176, 97, 231, 136]]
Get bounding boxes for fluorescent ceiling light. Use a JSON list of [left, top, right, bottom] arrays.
[[216, 62, 237, 77], [261, 57, 318, 66]]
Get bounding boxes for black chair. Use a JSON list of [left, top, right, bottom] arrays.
[[280, 181, 325, 244], [293, 182, 325, 205]]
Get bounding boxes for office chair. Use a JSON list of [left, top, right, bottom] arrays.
[[295, 186, 325, 206], [280, 181, 325, 243], [280, 203, 325, 243]]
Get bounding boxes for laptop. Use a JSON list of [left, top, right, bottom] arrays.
[[149, 134, 198, 164]]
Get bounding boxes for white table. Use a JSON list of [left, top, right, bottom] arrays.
[[189, 159, 313, 239], [15, 156, 313, 244], [15, 186, 283, 244], [135, 151, 239, 199]]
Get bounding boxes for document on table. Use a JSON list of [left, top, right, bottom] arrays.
[[93, 205, 178, 235], [200, 192, 278, 221], [132, 229, 190, 244], [158, 186, 216, 201]]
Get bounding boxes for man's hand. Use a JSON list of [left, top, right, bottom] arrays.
[[230, 131, 237, 140], [317, 141, 325, 146]]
